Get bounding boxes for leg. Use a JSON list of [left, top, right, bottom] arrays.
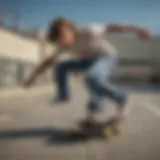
[[54, 58, 96, 99], [85, 55, 126, 118]]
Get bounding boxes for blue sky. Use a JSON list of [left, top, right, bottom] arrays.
[[1, 0, 160, 33]]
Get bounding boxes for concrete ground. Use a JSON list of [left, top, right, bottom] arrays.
[[0, 83, 160, 160]]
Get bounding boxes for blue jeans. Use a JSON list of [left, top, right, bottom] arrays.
[[54, 55, 125, 113]]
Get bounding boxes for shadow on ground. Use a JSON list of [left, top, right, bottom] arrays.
[[0, 127, 90, 146]]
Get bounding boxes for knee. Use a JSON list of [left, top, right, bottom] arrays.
[[85, 72, 101, 88], [85, 73, 94, 85], [119, 92, 126, 103]]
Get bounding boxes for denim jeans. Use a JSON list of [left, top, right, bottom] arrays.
[[54, 54, 125, 113]]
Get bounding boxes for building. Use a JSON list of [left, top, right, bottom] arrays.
[[0, 26, 159, 89]]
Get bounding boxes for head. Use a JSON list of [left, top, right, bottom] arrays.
[[47, 17, 77, 47]]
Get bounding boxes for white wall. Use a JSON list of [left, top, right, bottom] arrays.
[[0, 28, 159, 62], [0, 27, 40, 62], [0, 28, 159, 88], [108, 34, 155, 59]]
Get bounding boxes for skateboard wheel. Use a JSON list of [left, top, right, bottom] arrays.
[[102, 128, 113, 138]]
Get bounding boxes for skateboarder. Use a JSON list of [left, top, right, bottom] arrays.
[[24, 17, 153, 124]]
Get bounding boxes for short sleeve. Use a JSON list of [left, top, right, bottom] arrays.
[[83, 24, 106, 37]]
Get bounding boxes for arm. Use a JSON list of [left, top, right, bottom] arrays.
[[24, 52, 59, 87], [107, 24, 140, 33], [106, 24, 153, 40], [32, 54, 57, 76]]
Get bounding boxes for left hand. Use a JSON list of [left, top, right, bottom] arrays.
[[23, 73, 36, 88], [137, 28, 154, 40]]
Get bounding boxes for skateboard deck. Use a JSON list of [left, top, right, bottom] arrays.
[[66, 118, 122, 139]]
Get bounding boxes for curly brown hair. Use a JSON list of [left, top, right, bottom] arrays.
[[47, 17, 76, 43]]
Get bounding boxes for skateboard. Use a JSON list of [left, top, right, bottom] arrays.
[[66, 118, 122, 139]]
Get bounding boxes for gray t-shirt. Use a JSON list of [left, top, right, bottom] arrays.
[[49, 24, 117, 59]]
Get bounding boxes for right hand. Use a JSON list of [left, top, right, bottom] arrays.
[[137, 28, 154, 40], [23, 73, 36, 88]]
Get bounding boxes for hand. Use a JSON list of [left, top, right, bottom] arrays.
[[137, 28, 154, 40], [23, 73, 36, 88]]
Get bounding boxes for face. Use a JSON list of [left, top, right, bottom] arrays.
[[58, 24, 76, 47]]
